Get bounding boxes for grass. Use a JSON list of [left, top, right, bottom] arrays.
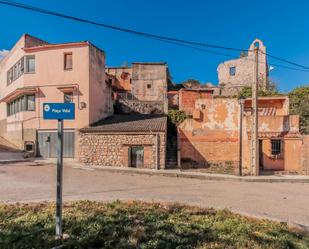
[[0, 201, 308, 249]]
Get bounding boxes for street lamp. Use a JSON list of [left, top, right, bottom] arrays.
[[238, 96, 246, 176]]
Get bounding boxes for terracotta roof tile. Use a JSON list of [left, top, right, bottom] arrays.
[[80, 115, 167, 133]]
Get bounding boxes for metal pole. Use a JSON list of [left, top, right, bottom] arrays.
[[251, 45, 259, 176], [56, 119, 64, 239], [239, 103, 243, 176]]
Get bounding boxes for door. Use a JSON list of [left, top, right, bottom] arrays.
[[38, 130, 75, 158], [130, 146, 144, 168]]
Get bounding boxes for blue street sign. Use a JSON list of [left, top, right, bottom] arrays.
[[43, 103, 75, 120]]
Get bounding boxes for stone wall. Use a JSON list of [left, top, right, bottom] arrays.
[[217, 39, 268, 96], [302, 135, 309, 174], [116, 98, 164, 114], [79, 132, 166, 169], [131, 63, 168, 113]]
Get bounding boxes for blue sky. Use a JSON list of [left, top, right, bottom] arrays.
[[0, 0, 309, 92]]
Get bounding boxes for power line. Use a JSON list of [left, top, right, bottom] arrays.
[[0, 0, 246, 52], [0, 0, 309, 72], [146, 35, 309, 73], [261, 51, 309, 70]]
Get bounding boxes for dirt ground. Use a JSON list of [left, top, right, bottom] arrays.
[[1, 161, 309, 228]]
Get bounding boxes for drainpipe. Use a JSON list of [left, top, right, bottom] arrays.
[[177, 127, 181, 168], [155, 133, 160, 170]]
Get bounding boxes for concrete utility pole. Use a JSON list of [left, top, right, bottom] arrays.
[[251, 43, 260, 176], [238, 96, 245, 176]]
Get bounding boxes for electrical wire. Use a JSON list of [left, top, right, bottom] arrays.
[[0, 0, 309, 72]]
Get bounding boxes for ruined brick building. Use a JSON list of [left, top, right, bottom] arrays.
[[217, 39, 269, 96]]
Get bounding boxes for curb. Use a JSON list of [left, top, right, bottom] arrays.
[[71, 165, 309, 183], [0, 159, 32, 165]]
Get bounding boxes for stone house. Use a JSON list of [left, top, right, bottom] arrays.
[[79, 114, 167, 169], [217, 39, 269, 96], [105, 66, 132, 92], [178, 89, 308, 175], [0, 34, 113, 157], [107, 62, 170, 114]]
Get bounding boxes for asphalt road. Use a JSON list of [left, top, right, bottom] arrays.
[[1, 162, 309, 227]]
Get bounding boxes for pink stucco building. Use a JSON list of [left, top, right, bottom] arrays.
[[0, 34, 112, 157]]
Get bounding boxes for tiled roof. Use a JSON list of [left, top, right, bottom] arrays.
[[80, 115, 167, 133]]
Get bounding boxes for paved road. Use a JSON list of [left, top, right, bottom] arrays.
[[1, 162, 309, 227]]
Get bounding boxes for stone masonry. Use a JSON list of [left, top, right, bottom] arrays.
[[217, 39, 268, 96], [79, 132, 166, 169]]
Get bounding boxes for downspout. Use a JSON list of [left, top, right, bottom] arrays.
[[155, 133, 160, 170]]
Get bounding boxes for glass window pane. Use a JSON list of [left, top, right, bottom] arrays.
[[64, 93, 73, 103], [26, 56, 35, 73], [229, 66, 236, 76], [64, 53, 72, 70], [27, 95, 35, 111]]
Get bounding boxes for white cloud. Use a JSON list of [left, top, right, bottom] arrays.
[[0, 49, 9, 60]]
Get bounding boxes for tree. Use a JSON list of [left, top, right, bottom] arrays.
[[181, 79, 201, 89], [238, 86, 280, 98], [289, 85, 309, 134], [267, 79, 278, 92]]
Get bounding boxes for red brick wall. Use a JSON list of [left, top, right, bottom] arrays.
[[179, 90, 212, 115]]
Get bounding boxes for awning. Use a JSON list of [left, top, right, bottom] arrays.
[[57, 86, 77, 93], [0, 87, 39, 103]]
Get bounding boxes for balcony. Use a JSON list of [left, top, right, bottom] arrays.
[[245, 115, 300, 137]]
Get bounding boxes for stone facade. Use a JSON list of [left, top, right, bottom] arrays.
[[106, 67, 132, 92], [302, 135, 309, 174], [79, 132, 166, 169], [116, 97, 164, 114], [217, 39, 268, 96]]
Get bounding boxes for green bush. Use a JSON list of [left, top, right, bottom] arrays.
[[289, 85, 309, 134]]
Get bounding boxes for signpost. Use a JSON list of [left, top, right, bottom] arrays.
[[43, 103, 75, 239]]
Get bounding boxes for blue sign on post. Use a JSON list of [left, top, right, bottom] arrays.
[[43, 102, 75, 239], [43, 103, 75, 120]]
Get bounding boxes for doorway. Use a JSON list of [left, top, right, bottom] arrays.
[[37, 130, 75, 158], [130, 146, 144, 168]]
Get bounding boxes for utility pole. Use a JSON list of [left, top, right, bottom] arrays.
[[238, 96, 245, 176], [251, 43, 259, 176]]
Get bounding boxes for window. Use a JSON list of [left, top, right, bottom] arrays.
[[64, 53, 73, 70], [64, 92, 73, 103], [27, 95, 35, 111], [7, 57, 26, 85], [25, 56, 35, 73], [147, 83, 151, 89], [229, 66, 236, 76], [271, 139, 282, 156], [7, 95, 35, 116]]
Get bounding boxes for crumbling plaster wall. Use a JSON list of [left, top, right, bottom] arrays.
[[179, 98, 240, 170]]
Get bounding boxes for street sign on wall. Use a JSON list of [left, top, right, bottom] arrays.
[[43, 103, 75, 120]]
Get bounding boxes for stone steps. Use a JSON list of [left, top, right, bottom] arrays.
[[0, 136, 20, 152]]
